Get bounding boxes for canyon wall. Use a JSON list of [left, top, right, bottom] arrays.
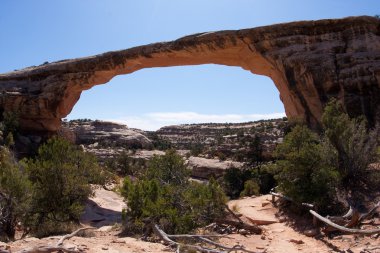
[[0, 16, 379, 133]]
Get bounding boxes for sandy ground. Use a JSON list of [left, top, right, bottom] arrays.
[[4, 189, 380, 253], [221, 196, 380, 253]]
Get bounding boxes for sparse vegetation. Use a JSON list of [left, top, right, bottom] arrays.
[[222, 165, 277, 199], [121, 150, 227, 234], [274, 100, 379, 212], [146, 132, 172, 151], [105, 151, 146, 177], [0, 147, 31, 240], [22, 137, 106, 236], [321, 100, 379, 189], [240, 179, 260, 197], [275, 124, 340, 211]]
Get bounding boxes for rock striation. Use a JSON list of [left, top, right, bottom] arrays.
[[64, 120, 153, 149], [0, 16, 379, 133]]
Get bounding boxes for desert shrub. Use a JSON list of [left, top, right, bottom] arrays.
[[222, 165, 276, 199], [22, 137, 105, 234], [145, 149, 190, 185], [275, 125, 340, 211], [1, 111, 19, 139], [255, 164, 278, 194], [190, 142, 204, 157], [147, 132, 172, 151], [240, 179, 260, 197], [245, 135, 263, 166], [0, 147, 31, 240], [322, 100, 378, 188], [222, 167, 253, 199], [105, 151, 146, 176], [121, 150, 226, 235]]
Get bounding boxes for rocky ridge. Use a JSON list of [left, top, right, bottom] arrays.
[[0, 16, 379, 133], [155, 118, 287, 161], [63, 119, 153, 149], [63, 118, 286, 179]]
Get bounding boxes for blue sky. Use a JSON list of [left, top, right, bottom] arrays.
[[1, 1, 379, 130]]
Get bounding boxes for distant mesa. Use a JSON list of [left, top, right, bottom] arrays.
[[0, 16, 379, 133]]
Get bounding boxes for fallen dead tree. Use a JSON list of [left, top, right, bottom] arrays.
[[214, 218, 262, 234], [269, 192, 314, 209], [0, 227, 95, 253], [310, 210, 380, 235], [270, 189, 380, 235], [152, 224, 260, 253], [215, 205, 263, 234]]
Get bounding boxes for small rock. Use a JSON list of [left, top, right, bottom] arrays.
[[304, 228, 319, 237], [112, 238, 126, 244], [239, 229, 249, 235], [278, 216, 287, 223], [261, 235, 266, 240], [102, 246, 108, 250], [262, 201, 270, 207], [289, 239, 304, 244], [97, 226, 113, 232], [341, 236, 352, 242], [256, 246, 265, 249]]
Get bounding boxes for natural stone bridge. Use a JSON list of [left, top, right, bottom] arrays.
[[0, 16, 379, 133]]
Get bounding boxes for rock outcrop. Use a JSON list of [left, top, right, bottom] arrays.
[[187, 156, 244, 179], [65, 120, 153, 149], [0, 16, 379, 133], [156, 118, 287, 161]]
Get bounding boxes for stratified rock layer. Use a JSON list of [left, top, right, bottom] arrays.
[[65, 120, 153, 149], [0, 16, 379, 133]]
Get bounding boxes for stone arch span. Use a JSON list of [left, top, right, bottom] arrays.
[[0, 16, 379, 133]]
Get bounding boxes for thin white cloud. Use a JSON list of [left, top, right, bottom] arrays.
[[106, 112, 286, 131]]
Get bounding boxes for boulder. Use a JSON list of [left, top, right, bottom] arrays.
[[187, 156, 243, 179]]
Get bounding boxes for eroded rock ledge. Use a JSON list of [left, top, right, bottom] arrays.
[[0, 16, 379, 133]]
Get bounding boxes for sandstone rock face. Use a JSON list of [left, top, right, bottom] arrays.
[[66, 120, 153, 149], [0, 16, 379, 133], [187, 156, 244, 179]]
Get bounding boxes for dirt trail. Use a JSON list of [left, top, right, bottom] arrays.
[[221, 196, 379, 253], [5, 190, 379, 253]]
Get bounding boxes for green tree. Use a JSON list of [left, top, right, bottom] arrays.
[[0, 147, 31, 240], [1, 111, 19, 139], [145, 149, 190, 185], [275, 125, 340, 211], [121, 150, 227, 234], [322, 100, 378, 188], [23, 137, 105, 232], [246, 135, 263, 166], [240, 179, 260, 197], [222, 167, 253, 198]]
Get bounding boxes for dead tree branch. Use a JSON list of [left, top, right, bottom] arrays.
[[310, 210, 380, 235], [152, 224, 261, 253], [215, 219, 262, 234], [359, 201, 380, 222], [225, 204, 244, 223], [198, 236, 257, 253], [57, 227, 95, 246], [2, 227, 96, 253]]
